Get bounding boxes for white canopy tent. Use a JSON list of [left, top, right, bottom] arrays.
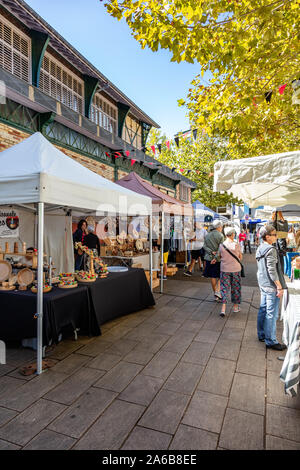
[[214, 150, 300, 208], [254, 205, 300, 223], [0, 132, 152, 374]]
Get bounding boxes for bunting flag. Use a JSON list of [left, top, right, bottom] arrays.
[[131, 159, 136, 166], [192, 129, 198, 140], [252, 97, 257, 107], [174, 137, 179, 148], [279, 84, 287, 95], [125, 150, 130, 157], [179, 169, 184, 173], [114, 152, 122, 158], [105, 152, 111, 157], [150, 145, 156, 154], [187, 170, 192, 174], [171, 167, 176, 171], [157, 144, 162, 153], [208, 172, 214, 178], [166, 140, 170, 149]]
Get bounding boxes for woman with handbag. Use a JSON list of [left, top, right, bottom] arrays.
[[218, 226, 243, 317]]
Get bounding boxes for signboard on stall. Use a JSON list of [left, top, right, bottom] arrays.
[[0, 210, 19, 238]]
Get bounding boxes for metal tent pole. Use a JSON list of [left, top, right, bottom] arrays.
[[160, 211, 164, 294], [149, 213, 153, 291], [36, 202, 44, 375]]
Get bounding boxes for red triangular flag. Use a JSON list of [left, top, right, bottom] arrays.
[[252, 97, 257, 107], [279, 84, 287, 95], [105, 152, 110, 157], [166, 141, 170, 149], [180, 169, 184, 173], [114, 152, 122, 158], [131, 159, 136, 166], [125, 150, 130, 157], [151, 145, 156, 154]]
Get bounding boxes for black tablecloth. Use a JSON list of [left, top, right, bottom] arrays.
[[0, 285, 100, 344], [82, 268, 155, 325]]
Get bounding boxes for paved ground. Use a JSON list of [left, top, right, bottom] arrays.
[[0, 253, 300, 450]]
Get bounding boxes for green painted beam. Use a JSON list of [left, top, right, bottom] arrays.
[[117, 102, 130, 138], [84, 76, 99, 119], [38, 111, 56, 132], [30, 30, 50, 87]]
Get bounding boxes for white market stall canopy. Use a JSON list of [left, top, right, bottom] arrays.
[[213, 150, 300, 208], [0, 132, 152, 216], [255, 204, 300, 223]]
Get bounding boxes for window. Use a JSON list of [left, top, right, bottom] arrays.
[[0, 18, 30, 82], [179, 184, 189, 202], [123, 114, 142, 149], [90, 93, 117, 134], [39, 53, 84, 114]]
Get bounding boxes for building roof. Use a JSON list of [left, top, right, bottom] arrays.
[[0, 0, 160, 128]]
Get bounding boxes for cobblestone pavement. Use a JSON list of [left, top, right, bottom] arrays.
[[0, 268, 300, 450]]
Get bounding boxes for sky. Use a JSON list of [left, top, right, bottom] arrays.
[[25, 0, 203, 138]]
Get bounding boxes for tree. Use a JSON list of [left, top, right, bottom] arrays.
[[104, 0, 299, 157], [147, 128, 242, 210]]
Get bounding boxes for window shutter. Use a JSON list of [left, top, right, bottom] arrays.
[[0, 18, 30, 82], [90, 92, 118, 134], [39, 53, 84, 114]]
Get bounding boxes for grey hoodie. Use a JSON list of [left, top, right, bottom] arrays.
[[256, 242, 287, 291]]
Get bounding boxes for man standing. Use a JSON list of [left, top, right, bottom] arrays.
[[184, 223, 207, 277], [256, 224, 287, 350], [244, 228, 252, 254], [203, 220, 224, 301]]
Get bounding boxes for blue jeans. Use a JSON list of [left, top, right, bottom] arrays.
[[257, 288, 280, 346], [75, 254, 84, 271]]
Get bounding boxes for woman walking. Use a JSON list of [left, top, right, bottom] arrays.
[[218, 227, 242, 317]]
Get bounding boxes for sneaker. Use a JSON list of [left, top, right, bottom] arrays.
[[258, 337, 265, 342], [214, 292, 222, 300], [163, 276, 167, 280], [266, 343, 287, 351], [220, 312, 225, 317], [233, 307, 241, 313], [184, 271, 192, 277]]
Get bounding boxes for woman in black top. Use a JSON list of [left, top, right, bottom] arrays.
[[84, 224, 101, 256], [73, 219, 88, 270]]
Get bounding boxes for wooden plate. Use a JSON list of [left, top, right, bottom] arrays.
[[75, 274, 96, 283], [0, 285, 15, 291], [0, 260, 12, 282], [17, 268, 34, 286]]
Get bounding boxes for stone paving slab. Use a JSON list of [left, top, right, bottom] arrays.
[[161, 332, 196, 354], [0, 439, 21, 450], [23, 429, 76, 450], [181, 341, 215, 366], [197, 357, 235, 397], [122, 426, 172, 450], [74, 399, 145, 450], [123, 348, 154, 365], [141, 351, 181, 380], [266, 404, 300, 442], [267, 371, 300, 410], [219, 408, 264, 450], [163, 362, 204, 395], [0, 398, 66, 446], [265, 435, 300, 450], [119, 374, 164, 406], [169, 424, 218, 450], [88, 352, 122, 371], [0, 406, 18, 427], [237, 347, 266, 377], [138, 389, 190, 434], [182, 390, 228, 434], [228, 373, 266, 415], [44, 367, 105, 405], [212, 339, 241, 362], [193, 329, 220, 344], [48, 387, 117, 439], [94, 361, 143, 393]]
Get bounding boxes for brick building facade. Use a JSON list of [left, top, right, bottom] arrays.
[[0, 0, 196, 200]]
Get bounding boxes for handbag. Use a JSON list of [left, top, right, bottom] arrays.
[[222, 244, 245, 277]]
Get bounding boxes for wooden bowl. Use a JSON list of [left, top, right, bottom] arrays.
[[0, 260, 12, 282], [17, 268, 34, 287], [31, 286, 52, 293]]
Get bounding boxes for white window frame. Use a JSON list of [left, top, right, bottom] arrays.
[[0, 16, 31, 83], [39, 52, 84, 114], [90, 92, 118, 134]]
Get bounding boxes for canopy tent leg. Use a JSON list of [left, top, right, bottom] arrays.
[[149, 213, 153, 292], [160, 211, 164, 294], [36, 202, 44, 375]]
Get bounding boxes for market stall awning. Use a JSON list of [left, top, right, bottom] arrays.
[[116, 172, 193, 215], [254, 204, 300, 222], [192, 200, 229, 223], [0, 133, 152, 215], [213, 150, 300, 208]]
